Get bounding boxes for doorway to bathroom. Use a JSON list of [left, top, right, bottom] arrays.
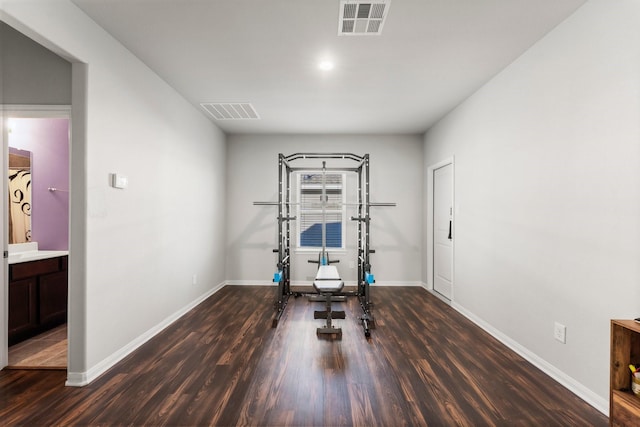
[[4, 109, 71, 369]]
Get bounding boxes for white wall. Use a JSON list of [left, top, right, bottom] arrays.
[[1, 0, 227, 384], [0, 21, 72, 105], [424, 0, 640, 412], [226, 134, 423, 285]]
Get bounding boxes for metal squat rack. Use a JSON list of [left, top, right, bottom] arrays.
[[254, 152, 395, 337]]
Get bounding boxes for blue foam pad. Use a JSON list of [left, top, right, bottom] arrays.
[[365, 272, 375, 284], [273, 270, 283, 283]]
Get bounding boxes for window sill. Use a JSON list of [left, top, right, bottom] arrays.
[[295, 248, 347, 255]]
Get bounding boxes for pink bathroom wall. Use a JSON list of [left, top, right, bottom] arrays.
[[8, 117, 69, 250]]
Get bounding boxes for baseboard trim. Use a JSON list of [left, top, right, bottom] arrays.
[[225, 280, 274, 286], [420, 281, 433, 291], [419, 281, 607, 414], [450, 301, 608, 416], [420, 282, 454, 305], [373, 281, 423, 287], [226, 280, 424, 287], [66, 281, 226, 387]]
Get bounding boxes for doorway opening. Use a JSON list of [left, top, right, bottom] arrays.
[[3, 109, 71, 370]]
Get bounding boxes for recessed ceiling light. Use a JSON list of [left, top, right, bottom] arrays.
[[318, 60, 335, 71]]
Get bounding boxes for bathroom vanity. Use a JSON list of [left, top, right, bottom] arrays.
[[8, 244, 68, 346]]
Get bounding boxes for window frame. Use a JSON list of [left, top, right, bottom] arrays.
[[295, 170, 347, 252]]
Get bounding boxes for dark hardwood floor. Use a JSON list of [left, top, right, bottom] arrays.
[[0, 285, 607, 426]]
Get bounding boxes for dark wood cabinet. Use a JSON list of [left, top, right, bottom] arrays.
[[8, 256, 68, 346], [8, 278, 37, 337], [610, 319, 640, 426], [39, 271, 68, 326]]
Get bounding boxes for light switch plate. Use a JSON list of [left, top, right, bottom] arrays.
[[112, 173, 128, 189]]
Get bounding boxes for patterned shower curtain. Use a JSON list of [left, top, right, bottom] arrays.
[[8, 168, 32, 243]]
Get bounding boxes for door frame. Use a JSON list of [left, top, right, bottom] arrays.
[[1, 105, 71, 368], [426, 157, 455, 301]]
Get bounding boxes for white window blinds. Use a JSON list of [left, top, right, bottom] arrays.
[[297, 173, 345, 249]]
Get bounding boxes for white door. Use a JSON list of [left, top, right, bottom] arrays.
[[433, 163, 453, 300]]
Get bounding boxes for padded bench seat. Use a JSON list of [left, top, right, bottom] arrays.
[[313, 266, 344, 293], [312, 265, 344, 337], [315, 265, 341, 280]]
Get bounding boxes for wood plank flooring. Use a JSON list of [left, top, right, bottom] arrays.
[[0, 286, 607, 426], [7, 324, 67, 369]]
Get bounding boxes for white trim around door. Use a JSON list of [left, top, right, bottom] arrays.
[[426, 157, 454, 301]]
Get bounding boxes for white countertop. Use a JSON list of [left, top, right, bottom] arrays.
[[8, 243, 68, 265], [8, 250, 69, 264]]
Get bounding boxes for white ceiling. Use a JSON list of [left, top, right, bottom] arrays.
[[71, 0, 586, 135]]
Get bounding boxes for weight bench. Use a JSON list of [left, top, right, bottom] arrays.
[[313, 265, 345, 336]]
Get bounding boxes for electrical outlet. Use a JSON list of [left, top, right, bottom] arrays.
[[554, 322, 566, 344], [192, 274, 197, 285]]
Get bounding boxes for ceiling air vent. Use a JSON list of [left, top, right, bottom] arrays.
[[200, 103, 260, 120], [338, 1, 390, 36]]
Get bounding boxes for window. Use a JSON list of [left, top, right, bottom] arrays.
[[297, 172, 345, 250]]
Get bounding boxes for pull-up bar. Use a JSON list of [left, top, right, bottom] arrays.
[[283, 152, 365, 162]]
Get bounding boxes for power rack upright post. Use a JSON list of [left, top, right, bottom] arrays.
[[254, 153, 395, 337], [255, 153, 294, 327]]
